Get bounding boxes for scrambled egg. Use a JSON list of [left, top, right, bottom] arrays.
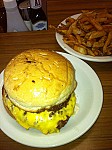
[[4, 93, 76, 134]]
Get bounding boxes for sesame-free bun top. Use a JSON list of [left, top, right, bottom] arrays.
[[4, 50, 76, 111]]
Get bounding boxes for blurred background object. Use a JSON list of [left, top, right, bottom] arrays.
[[29, 0, 48, 30], [3, 0, 29, 32], [0, 6, 7, 32], [0, 0, 47, 32], [19, 0, 32, 31]]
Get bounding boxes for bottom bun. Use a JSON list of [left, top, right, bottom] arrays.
[[3, 87, 76, 134]]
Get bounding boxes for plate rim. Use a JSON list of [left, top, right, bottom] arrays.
[[56, 14, 112, 62], [0, 52, 103, 148]]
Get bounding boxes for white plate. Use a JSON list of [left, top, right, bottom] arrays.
[[56, 14, 112, 62], [0, 52, 103, 147]]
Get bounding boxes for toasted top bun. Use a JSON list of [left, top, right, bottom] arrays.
[[4, 49, 76, 111]]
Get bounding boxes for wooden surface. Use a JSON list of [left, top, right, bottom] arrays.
[[0, 0, 112, 149]]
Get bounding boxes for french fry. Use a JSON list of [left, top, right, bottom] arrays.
[[65, 17, 75, 27], [106, 44, 112, 55], [87, 39, 96, 47], [89, 31, 106, 40], [93, 41, 104, 48], [74, 44, 87, 55], [93, 50, 103, 56], [96, 17, 107, 23], [75, 34, 82, 44], [103, 25, 112, 32], [71, 21, 82, 35], [66, 25, 73, 35], [86, 16, 103, 31], [63, 34, 78, 48], [79, 23, 93, 32], [87, 49, 95, 56], [103, 31, 112, 53]]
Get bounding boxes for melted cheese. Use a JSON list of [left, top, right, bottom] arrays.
[[4, 93, 76, 134]]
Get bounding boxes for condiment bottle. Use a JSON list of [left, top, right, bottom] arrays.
[[19, 0, 32, 31], [3, 0, 29, 32], [29, 0, 47, 30]]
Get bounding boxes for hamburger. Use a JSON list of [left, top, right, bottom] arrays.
[[2, 49, 77, 134]]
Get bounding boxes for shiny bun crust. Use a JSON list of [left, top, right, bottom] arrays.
[[4, 49, 76, 111]]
